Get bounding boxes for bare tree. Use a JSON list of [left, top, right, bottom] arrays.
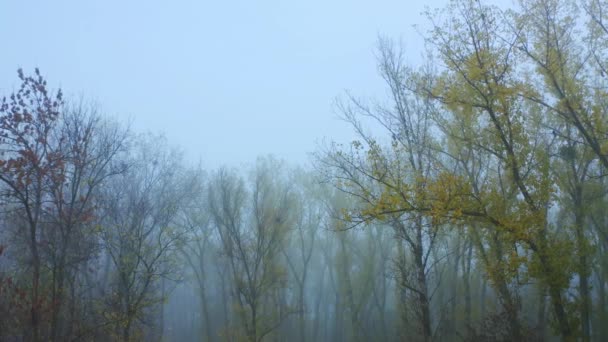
[[208, 157, 295, 342], [43, 100, 128, 341], [98, 134, 199, 341], [281, 169, 323, 342], [0, 69, 64, 341], [316, 39, 444, 341], [178, 171, 217, 342]]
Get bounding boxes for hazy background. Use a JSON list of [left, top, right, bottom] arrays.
[[0, 0, 445, 168]]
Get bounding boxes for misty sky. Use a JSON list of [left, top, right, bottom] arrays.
[[0, 0, 448, 168]]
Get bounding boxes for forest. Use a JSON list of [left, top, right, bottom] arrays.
[[1, 0, 608, 341]]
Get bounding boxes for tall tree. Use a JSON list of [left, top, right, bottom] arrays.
[[45, 101, 128, 342], [99, 134, 198, 341], [208, 157, 295, 342], [317, 39, 446, 341], [0, 69, 64, 341]]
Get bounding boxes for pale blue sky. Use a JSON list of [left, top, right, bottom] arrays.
[[0, 0, 447, 167]]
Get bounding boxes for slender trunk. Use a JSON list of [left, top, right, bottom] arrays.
[[577, 235, 591, 342], [220, 275, 230, 334], [537, 286, 546, 340], [322, 289, 330, 342], [312, 264, 325, 342], [396, 239, 409, 341], [463, 238, 473, 329], [378, 300, 387, 342], [250, 303, 257, 342], [51, 228, 71, 342], [338, 236, 358, 341], [547, 281, 572, 339], [478, 229, 522, 340], [416, 257, 432, 342], [298, 285, 305, 342], [414, 219, 432, 342], [480, 277, 487, 320], [598, 272, 607, 342], [535, 231, 574, 340], [450, 234, 462, 337], [50, 262, 67, 342], [498, 280, 523, 341], [574, 190, 591, 342], [372, 274, 387, 342], [30, 228, 41, 342], [334, 292, 342, 342], [200, 285, 213, 342], [159, 279, 165, 341], [593, 180, 608, 342], [66, 274, 77, 340]]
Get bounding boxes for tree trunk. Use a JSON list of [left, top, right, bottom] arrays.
[[200, 285, 213, 342], [218, 264, 230, 336], [535, 231, 574, 340], [312, 264, 325, 342], [159, 279, 165, 341], [463, 238, 473, 329], [547, 282, 573, 340], [50, 266, 65, 342], [30, 228, 41, 342], [476, 229, 523, 340], [574, 188, 591, 342], [537, 286, 546, 340], [339, 236, 358, 342], [480, 277, 486, 320], [250, 304, 257, 342], [598, 271, 607, 342], [450, 234, 462, 336], [298, 285, 305, 342], [414, 219, 432, 342]]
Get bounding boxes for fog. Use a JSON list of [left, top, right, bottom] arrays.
[[1, 0, 607, 341], [0, 0, 444, 167]]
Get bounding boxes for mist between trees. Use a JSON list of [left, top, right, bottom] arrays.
[[2, 0, 608, 341]]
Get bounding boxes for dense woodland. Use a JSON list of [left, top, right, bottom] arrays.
[[2, 0, 608, 341]]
